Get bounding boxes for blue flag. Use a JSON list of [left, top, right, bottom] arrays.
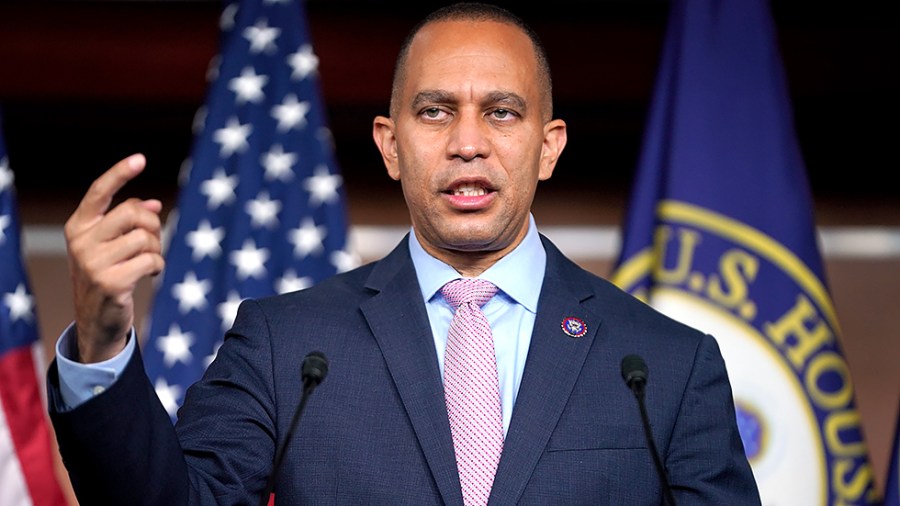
[[142, 0, 356, 422], [611, 0, 879, 503], [0, 116, 67, 505], [887, 409, 900, 506]]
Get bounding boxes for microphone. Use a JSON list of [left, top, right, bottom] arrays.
[[259, 351, 329, 506], [620, 354, 677, 506]]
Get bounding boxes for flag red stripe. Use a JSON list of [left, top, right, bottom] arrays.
[[0, 346, 66, 506]]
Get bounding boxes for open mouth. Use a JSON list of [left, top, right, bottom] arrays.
[[448, 183, 490, 196]]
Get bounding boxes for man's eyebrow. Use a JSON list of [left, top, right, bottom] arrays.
[[483, 91, 527, 112], [411, 90, 455, 109], [409, 90, 528, 112]]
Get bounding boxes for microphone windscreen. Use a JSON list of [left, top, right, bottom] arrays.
[[620, 354, 648, 387], [302, 351, 329, 386]]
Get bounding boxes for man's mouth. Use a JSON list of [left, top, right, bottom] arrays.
[[449, 183, 489, 197]]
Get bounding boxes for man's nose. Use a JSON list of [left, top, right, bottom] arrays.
[[447, 109, 491, 161]]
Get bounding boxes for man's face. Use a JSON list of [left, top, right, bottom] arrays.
[[373, 19, 566, 267]]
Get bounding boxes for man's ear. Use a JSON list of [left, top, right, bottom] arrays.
[[372, 116, 401, 181], [539, 119, 568, 181]]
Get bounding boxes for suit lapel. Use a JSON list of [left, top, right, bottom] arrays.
[[489, 237, 602, 506], [358, 235, 600, 506], [359, 239, 464, 506]]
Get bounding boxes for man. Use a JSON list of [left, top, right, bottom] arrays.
[[48, 2, 760, 505]]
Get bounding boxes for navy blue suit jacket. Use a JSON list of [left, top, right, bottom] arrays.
[[48, 235, 760, 505]]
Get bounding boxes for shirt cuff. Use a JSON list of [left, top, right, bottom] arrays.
[[55, 323, 136, 409]]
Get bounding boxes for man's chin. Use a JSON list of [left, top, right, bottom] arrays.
[[438, 231, 516, 255]]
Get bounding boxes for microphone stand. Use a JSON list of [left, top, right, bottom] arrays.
[[622, 354, 677, 506], [258, 352, 328, 506], [629, 377, 677, 506]]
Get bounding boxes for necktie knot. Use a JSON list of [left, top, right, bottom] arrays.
[[441, 278, 498, 309]]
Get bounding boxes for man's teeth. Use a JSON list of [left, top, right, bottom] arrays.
[[452, 184, 486, 196]]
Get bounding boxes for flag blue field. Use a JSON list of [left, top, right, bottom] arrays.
[[0, 116, 67, 505], [886, 408, 900, 506], [611, 0, 879, 503], [142, 0, 355, 423]]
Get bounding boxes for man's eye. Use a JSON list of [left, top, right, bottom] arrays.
[[492, 109, 512, 119], [423, 108, 442, 118]]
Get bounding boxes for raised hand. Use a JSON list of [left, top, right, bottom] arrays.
[[64, 154, 165, 363]]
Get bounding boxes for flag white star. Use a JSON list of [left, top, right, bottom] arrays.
[[289, 218, 326, 258], [172, 271, 212, 314], [3, 283, 34, 322], [186, 219, 225, 261], [213, 117, 252, 157], [0, 214, 9, 244], [245, 191, 282, 229], [276, 269, 313, 294], [243, 18, 280, 54], [156, 323, 195, 367], [217, 290, 244, 331], [206, 55, 221, 82], [0, 157, 13, 192], [261, 144, 297, 182], [304, 164, 342, 207], [200, 168, 239, 209], [154, 378, 183, 418], [219, 3, 238, 31], [316, 126, 336, 151], [271, 94, 310, 132], [330, 249, 361, 274], [288, 44, 318, 80], [230, 239, 270, 280], [229, 66, 269, 104], [178, 158, 192, 187], [192, 106, 208, 135]]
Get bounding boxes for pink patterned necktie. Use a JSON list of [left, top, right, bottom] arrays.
[[441, 278, 503, 506]]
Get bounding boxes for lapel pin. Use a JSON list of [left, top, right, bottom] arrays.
[[561, 316, 587, 338]]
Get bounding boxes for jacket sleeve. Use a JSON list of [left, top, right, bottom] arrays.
[[666, 333, 762, 504], [47, 299, 279, 506], [48, 342, 192, 505]]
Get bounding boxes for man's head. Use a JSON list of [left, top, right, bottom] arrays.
[[372, 2, 567, 276], [390, 3, 554, 121]]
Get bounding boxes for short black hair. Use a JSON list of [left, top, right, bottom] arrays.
[[389, 2, 553, 119]]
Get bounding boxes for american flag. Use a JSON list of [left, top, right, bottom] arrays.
[[0, 116, 67, 505], [142, 0, 356, 422]]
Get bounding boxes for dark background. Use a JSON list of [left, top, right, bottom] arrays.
[[0, 0, 896, 225]]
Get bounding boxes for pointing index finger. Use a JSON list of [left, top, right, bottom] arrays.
[[74, 154, 147, 222]]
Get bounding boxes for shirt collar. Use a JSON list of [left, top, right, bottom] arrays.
[[409, 214, 546, 313]]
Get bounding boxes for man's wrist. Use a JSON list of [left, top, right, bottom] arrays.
[[56, 324, 136, 408]]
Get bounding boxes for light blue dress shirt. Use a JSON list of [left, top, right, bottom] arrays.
[[409, 214, 546, 436], [55, 323, 136, 408], [55, 215, 547, 428]]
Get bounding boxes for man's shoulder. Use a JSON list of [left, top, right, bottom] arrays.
[[257, 259, 379, 309], [254, 236, 414, 308], [539, 233, 625, 297], [540, 234, 706, 341]]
